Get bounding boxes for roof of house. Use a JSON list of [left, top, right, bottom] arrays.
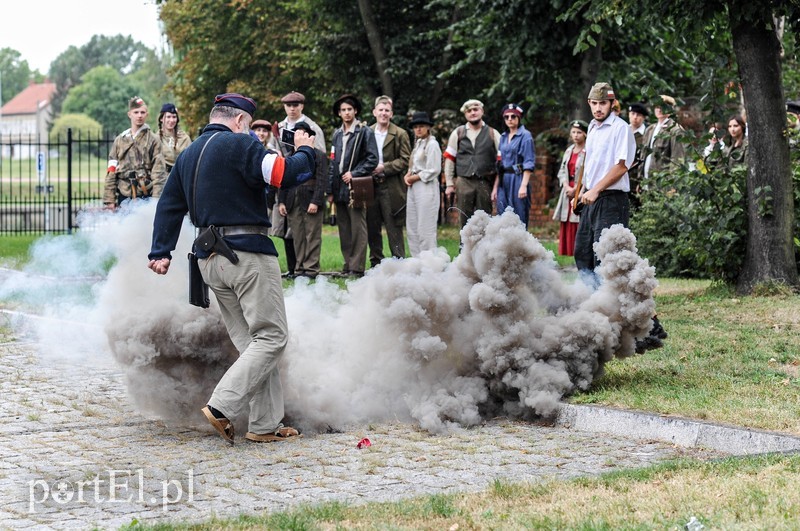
[[1, 82, 57, 116]]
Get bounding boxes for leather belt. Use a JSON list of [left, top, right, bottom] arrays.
[[197, 225, 270, 237]]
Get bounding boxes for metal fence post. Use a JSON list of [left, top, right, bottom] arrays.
[[67, 128, 73, 234]]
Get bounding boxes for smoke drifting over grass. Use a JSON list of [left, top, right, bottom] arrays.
[[0, 202, 657, 433]]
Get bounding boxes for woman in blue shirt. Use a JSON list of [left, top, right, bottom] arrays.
[[492, 103, 536, 226]]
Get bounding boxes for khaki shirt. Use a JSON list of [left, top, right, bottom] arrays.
[[104, 124, 168, 204]]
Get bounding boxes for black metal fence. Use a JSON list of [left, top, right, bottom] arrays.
[[0, 129, 113, 234]]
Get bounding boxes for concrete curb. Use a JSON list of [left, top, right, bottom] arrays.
[[555, 403, 800, 456]]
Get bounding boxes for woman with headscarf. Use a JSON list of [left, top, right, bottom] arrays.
[[492, 103, 535, 226], [157, 103, 191, 173], [552, 120, 587, 256]]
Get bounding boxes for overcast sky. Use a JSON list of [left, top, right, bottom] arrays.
[[1, 0, 164, 74]]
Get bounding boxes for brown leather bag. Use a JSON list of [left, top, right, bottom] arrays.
[[350, 176, 374, 205]]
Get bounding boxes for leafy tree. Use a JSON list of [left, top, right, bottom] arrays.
[[0, 48, 42, 105], [49, 113, 103, 141], [62, 66, 145, 136], [566, 0, 799, 293], [48, 35, 159, 117]]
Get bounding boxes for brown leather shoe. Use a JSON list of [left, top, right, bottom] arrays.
[[201, 406, 234, 445], [244, 426, 301, 443]]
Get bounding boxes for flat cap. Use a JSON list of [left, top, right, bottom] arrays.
[[281, 91, 306, 104], [587, 82, 616, 101], [251, 119, 272, 130], [460, 99, 484, 113], [214, 93, 256, 116]]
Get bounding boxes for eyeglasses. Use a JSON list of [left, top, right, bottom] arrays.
[[503, 115, 518, 120]]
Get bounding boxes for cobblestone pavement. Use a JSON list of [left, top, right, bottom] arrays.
[[0, 340, 725, 530]]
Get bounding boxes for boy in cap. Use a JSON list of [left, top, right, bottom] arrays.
[[277, 91, 326, 154], [148, 92, 316, 445], [103, 96, 167, 207]]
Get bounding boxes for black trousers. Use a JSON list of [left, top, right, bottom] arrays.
[[574, 190, 630, 273]]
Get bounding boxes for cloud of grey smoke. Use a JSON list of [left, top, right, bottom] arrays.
[[0, 202, 657, 434]]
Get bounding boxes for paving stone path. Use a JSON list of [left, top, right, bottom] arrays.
[[0, 340, 725, 530]]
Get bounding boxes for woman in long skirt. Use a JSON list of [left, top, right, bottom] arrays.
[[404, 111, 441, 256]]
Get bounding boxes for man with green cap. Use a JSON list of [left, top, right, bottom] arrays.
[[575, 82, 636, 277], [576, 82, 666, 350]]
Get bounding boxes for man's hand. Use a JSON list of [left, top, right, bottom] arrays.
[[307, 203, 319, 214], [372, 163, 385, 175], [148, 258, 171, 275], [293, 129, 314, 149], [581, 187, 600, 205], [278, 203, 287, 216], [566, 185, 575, 199], [342, 171, 353, 185], [445, 185, 455, 197]]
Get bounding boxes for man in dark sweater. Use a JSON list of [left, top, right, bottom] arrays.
[[148, 93, 315, 445]]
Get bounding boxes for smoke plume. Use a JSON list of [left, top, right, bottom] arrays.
[[0, 202, 657, 433]]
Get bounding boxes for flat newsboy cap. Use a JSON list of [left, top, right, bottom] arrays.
[[408, 111, 434, 127], [460, 99, 484, 113], [587, 82, 616, 101], [129, 96, 146, 110], [251, 119, 272, 130], [281, 91, 306, 104], [160, 103, 178, 114], [214, 93, 257, 116], [628, 102, 649, 116]]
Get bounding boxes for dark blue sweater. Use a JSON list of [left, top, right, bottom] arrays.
[[149, 123, 315, 260]]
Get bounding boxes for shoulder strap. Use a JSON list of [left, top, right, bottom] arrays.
[[190, 132, 221, 226]]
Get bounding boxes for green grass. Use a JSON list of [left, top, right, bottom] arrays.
[[0, 154, 106, 200]]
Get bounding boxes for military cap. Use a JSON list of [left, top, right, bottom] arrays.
[[587, 83, 616, 101], [129, 96, 146, 110], [160, 103, 178, 114], [214, 93, 256, 116], [281, 91, 306, 104], [333, 94, 362, 118], [501, 103, 524, 117], [459, 99, 484, 113], [569, 119, 589, 133], [628, 103, 649, 116]]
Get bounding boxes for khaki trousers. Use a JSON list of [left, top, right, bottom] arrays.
[[288, 202, 323, 276], [455, 176, 493, 227], [201, 252, 287, 434], [335, 201, 368, 273]]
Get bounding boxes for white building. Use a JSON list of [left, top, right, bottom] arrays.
[[0, 82, 57, 159]]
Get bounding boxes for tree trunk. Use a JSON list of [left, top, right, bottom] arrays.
[[357, 0, 393, 98], [576, 38, 601, 123], [428, 6, 461, 115], [731, 9, 799, 292]]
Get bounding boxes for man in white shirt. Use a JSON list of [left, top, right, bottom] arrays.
[[575, 82, 636, 275], [277, 91, 326, 155]]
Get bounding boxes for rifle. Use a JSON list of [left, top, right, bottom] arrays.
[[572, 158, 585, 216]]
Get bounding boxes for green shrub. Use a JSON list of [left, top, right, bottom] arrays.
[[632, 148, 748, 282]]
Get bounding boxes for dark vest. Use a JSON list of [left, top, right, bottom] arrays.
[[455, 125, 496, 178]]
